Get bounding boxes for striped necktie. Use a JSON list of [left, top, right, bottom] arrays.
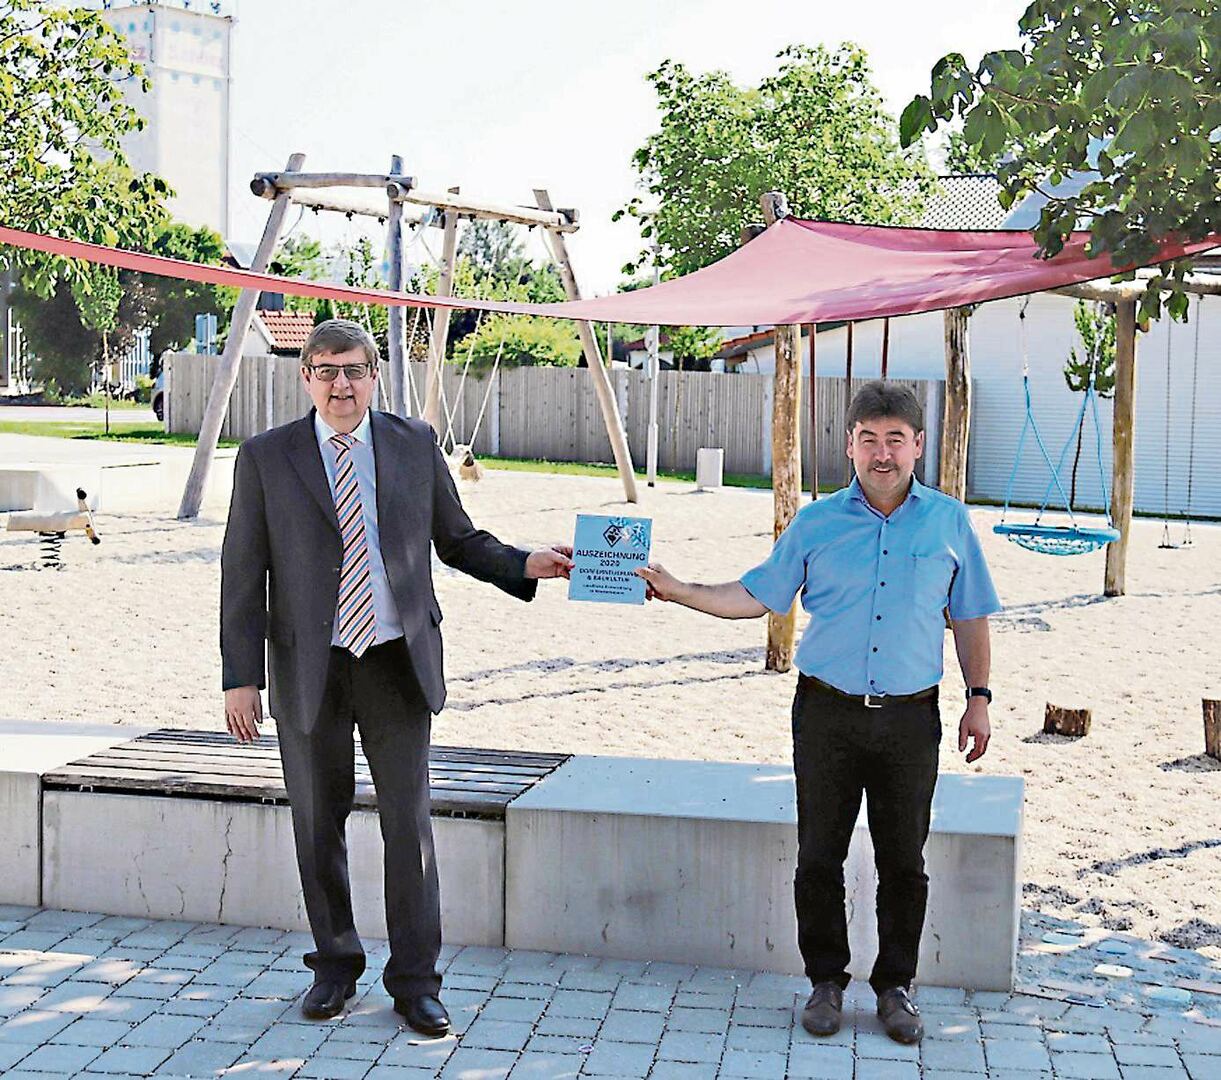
[[329, 432, 377, 658]]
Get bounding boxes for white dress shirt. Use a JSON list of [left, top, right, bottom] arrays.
[[314, 410, 406, 647]]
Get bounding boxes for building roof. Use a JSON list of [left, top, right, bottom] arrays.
[[915, 174, 1010, 230], [716, 325, 819, 361], [255, 310, 315, 355]]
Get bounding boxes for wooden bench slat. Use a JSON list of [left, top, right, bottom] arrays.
[[86, 746, 555, 779], [137, 730, 567, 766], [44, 730, 569, 818], [61, 752, 547, 789], [42, 765, 527, 804], [47, 762, 531, 794]]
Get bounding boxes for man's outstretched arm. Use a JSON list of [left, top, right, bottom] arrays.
[[636, 563, 768, 619]]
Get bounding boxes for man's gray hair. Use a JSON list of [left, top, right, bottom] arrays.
[[845, 380, 924, 434], [301, 318, 380, 367]]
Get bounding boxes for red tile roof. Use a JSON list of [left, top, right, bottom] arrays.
[[258, 310, 316, 354]]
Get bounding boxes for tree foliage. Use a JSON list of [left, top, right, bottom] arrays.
[[141, 223, 233, 358], [11, 222, 230, 392], [667, 326, 722, 370], [901, 0, 1221, 321], [943, 127, 1013, 173], [462, 313, 582, 376], [1065, 300, 1117, 395], [0, 0, 170, 293], [617, 44, 934, 278]]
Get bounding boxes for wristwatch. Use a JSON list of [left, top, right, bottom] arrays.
[[966, 687, 993, 704]]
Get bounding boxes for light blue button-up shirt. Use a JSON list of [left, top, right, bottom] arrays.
[[315, 410, 405, 647], [740, 477, 1001, 696]]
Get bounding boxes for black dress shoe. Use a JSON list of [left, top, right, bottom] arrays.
[[301, 979, 356, 1020], [877, 986, 923, 1044], [394, 993, 450, 1036], [800, 980, 844, 1036]]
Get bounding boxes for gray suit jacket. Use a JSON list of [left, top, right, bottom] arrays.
[[220, 409, 536, 728]]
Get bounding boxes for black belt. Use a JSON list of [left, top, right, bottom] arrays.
[[800, 673, 938, 710]]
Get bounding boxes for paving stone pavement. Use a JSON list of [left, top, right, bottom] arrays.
[[1, 906, 1220, 1079]]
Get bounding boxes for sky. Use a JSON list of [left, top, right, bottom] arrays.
[[226, 0, 1029, 294]]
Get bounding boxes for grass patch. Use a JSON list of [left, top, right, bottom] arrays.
[[475, 454, 839, 493], [62, 394, 149, 411], [0, 420, 238, 447]]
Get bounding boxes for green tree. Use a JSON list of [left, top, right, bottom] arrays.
[[0, 0, 169, 294], [617, 44, 934, 278], [1064, 300, 1117, 504], [943, 127, 1013, 173], [667, 326, 722, 371], [462, 314, 582, 376], [10, 280, 96, 395], [900, 0, 1221, 321], [140, 223, 233, 364], [11, 222, 231, 391], [273, 235, 328, 284]]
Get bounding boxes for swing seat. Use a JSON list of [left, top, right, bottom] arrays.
[[993, 522, 1120, 556]]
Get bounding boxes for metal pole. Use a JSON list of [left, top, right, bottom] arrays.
[[646, 244, 661, 487]]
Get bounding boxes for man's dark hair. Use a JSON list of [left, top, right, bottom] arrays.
[[301, 318, 380, 367], [845, 380, 924, 435]]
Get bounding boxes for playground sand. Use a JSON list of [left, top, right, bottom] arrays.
[[3, 466, 1218, 955]]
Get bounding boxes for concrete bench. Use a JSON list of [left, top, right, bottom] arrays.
[[25, 731, 1023, 990], [506, 756, 1023, 991], [39, 730, 568, 948], [0, 723, 151, 906]]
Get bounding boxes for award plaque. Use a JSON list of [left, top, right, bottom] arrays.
[[568, 514, 653, 604]]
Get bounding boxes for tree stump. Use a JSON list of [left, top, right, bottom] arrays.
[[1205, 700, 1221, 761], [1045, 704, 1091, 737]]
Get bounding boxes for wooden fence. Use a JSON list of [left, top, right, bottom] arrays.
[[165, 352, 942, 483]]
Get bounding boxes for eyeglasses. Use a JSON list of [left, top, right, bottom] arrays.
[[304, 362, 374, 381]]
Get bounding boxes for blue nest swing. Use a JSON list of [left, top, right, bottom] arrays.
[[995, 350, 1120, 557]]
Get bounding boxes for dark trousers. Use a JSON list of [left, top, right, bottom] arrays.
[[792, 674, 940, 993], [276, 639, 441, 999]]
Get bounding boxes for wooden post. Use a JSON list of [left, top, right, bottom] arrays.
[[761, 191, 802, 673], [534, 188, 638, 504], [881, 317, 890, 379], [807, 324, 818, 500], [385, 154, 408, 418], [1045, 704, 1092, 737], [177, 151, 305, 520], [843, 321, 854, 485], [1204, 699, 1221, 761], [1105, 300, 1138, 597], [940, 306, 972, 500], [422, 187, 460, 434]]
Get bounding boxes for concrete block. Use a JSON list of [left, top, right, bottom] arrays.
[[42, 791, 504, 946], [0, 460, 174, 514], [506, 756, 1022, 991], [0, 723, 148, 906]]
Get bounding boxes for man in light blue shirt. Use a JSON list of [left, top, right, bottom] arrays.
[[639, 381, 1000, 1046]]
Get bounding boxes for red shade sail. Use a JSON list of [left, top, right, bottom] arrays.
[[2, 219, 1217, 327], [542, 219, 1221, 326]]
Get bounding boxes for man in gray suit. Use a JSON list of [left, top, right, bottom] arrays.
[[221, 319, 571, 1034]]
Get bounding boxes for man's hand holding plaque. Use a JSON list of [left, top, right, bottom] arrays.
[[568, 514, 653, 604]]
